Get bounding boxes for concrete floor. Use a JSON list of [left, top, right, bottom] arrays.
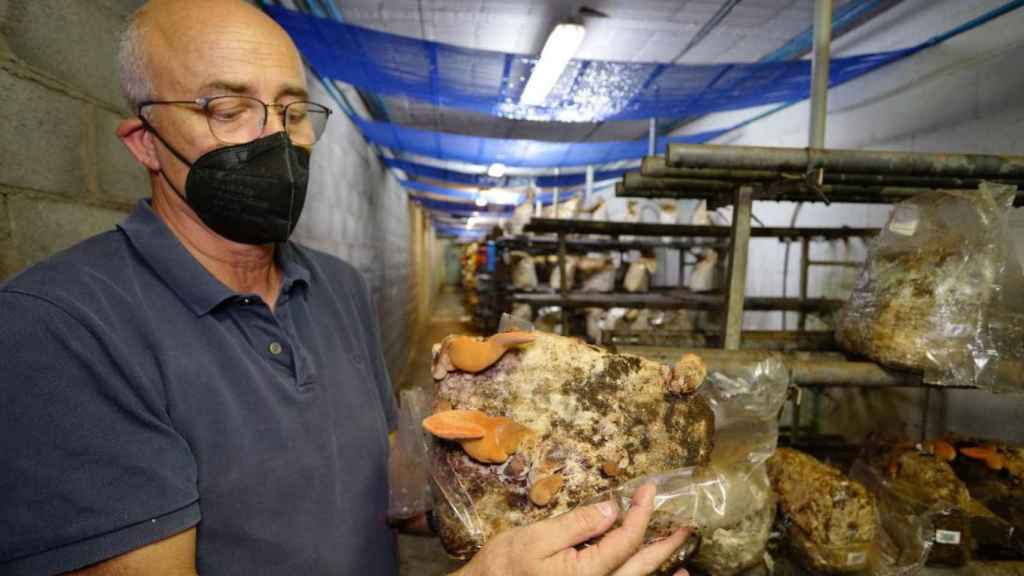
[[397, 288, 471, 576]]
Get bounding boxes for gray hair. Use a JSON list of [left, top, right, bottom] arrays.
[[118, 9, 153, 113]]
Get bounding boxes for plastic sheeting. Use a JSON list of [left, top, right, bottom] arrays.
[[268, 4, 920, 123]]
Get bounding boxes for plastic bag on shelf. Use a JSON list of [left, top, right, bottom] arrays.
[[835, 183, 1024, 391], [768, 447, 880, 575], [509, 251, 538, 290], [387, 387, 435, 521], [623, 258, 655, 293], [848, 458, 941, 574]]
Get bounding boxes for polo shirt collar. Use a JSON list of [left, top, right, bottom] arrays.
[[119, 200, 310, 316]]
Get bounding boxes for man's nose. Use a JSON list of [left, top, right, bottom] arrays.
[[263, 107, 287, 136]]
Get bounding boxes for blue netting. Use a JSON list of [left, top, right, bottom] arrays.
[[268, 5, 922, 123], [412, 196, 514, 216], [386, 157, 627, 189], [354, 116, 730, 167], [401, 179, 574, 207]]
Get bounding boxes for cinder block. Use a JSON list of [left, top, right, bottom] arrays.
[[8, 194, 127, 270], [0, 192, 9, 241], [4, 0, 128, 110], [96, 0, 145, 20], [0, 69, 87, 197], [95, 110, 150, 203], [0, 239, 25, 282]]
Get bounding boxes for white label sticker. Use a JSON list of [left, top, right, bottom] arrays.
[[889, 205, 919, 236], [846, 551, 867, 566], [935, 530, 962, 545]]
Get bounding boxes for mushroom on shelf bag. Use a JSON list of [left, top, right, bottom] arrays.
[[847, 458, 940, 574], [424, 324, 715, 562], [836, 183, 1024, 391]]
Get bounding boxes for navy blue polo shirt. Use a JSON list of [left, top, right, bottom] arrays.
[[0, 200, 399, 575]]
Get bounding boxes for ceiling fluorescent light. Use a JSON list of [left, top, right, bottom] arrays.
[[487, 163, 507, 178], [520, 22, 586, 107]]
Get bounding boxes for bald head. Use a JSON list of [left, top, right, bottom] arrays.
[[119, 0, 305, 112]]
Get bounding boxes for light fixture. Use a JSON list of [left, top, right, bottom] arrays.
[[519, 22, 586, 107], [475, 197, 489, 207], [487, 163, 507, 178]]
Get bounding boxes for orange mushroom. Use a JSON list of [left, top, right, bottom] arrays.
[[445, 332, 537, 374], [667, 353, 706, 395], [927, 439, 957, 462], [960, 446, 1005, 471], [423, 409, 534, 464], [529, 474, 565, 506]]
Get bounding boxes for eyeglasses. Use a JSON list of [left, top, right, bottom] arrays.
[[139, 95, 332, 146]]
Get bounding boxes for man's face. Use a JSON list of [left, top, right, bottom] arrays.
[[142, 0, 309, 182]]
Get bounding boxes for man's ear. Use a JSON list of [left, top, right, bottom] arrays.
[[117, 116, 162, 172]]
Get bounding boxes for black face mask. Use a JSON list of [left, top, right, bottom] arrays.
[[144, 123, 310, 245]]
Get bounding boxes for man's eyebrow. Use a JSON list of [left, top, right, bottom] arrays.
[[198, 80, 251, 95], [277, 84, 309, 100]]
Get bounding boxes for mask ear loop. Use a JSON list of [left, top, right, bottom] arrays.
[[139, 116, 194, 202]]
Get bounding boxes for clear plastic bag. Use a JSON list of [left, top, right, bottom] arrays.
[[387, 387, 435, 520], [836, 183, 1024, 391], [581, 357, 791, 576]]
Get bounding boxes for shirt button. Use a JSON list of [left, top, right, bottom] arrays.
[[269, 342, 283, 355]]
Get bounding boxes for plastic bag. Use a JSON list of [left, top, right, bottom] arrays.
[[584, 357, 790, 576], [836, 183, 1024, 391], [387, 388, 435, 520], [548, 255, 577, 290], [768, 447, 880, 575], [623, 259, 655, 293], [509, 251, 538, 290], [848, 459, 941, 574]]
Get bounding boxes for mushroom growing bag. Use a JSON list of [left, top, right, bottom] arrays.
[[836, 183, 1024, 391]]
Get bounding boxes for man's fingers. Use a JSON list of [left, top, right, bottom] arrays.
[[611, 527, 692, 576], [571, 483, 658, 576], [529, 498, 620, 556]]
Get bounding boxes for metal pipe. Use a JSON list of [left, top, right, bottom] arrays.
[[616, 347, 982, 389], [640, 156, 1024, 189], [617, 181, 1018, 205], [809, 0, 833, 149], [723, 186, 753, 350], [799, 238, 810, 332], [510, 291, 843, 312], [585, 165, 594, 204], [608, 330, 838, 351], [624, 173, 738, 193], [648, 118, 657, 156], [558, 233, 569, 335], [553, 168, 560, 219], [667, 143, 1024, 179], [525, 217, 879, 239]]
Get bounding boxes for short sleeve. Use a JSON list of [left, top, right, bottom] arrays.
[[0, 292, 200, 575], [354, 274, 399, 432]]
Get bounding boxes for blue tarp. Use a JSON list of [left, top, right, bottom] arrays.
[[268, 5, 920, 123]]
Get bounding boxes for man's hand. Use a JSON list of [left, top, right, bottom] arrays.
[[453, 484, 692, 576]]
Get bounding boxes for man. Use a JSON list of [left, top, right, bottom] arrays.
[[0, 1, 690, 574]]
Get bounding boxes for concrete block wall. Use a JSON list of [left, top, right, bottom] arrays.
[[672, 0, 1024, 444], [0, 0, 149, 280], [295, 76, 436, 385]]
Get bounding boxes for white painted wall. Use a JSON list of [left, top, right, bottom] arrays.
[[670, 0, 1024, 443]]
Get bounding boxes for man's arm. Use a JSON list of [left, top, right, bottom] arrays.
[[65, 528, 198, 576]]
